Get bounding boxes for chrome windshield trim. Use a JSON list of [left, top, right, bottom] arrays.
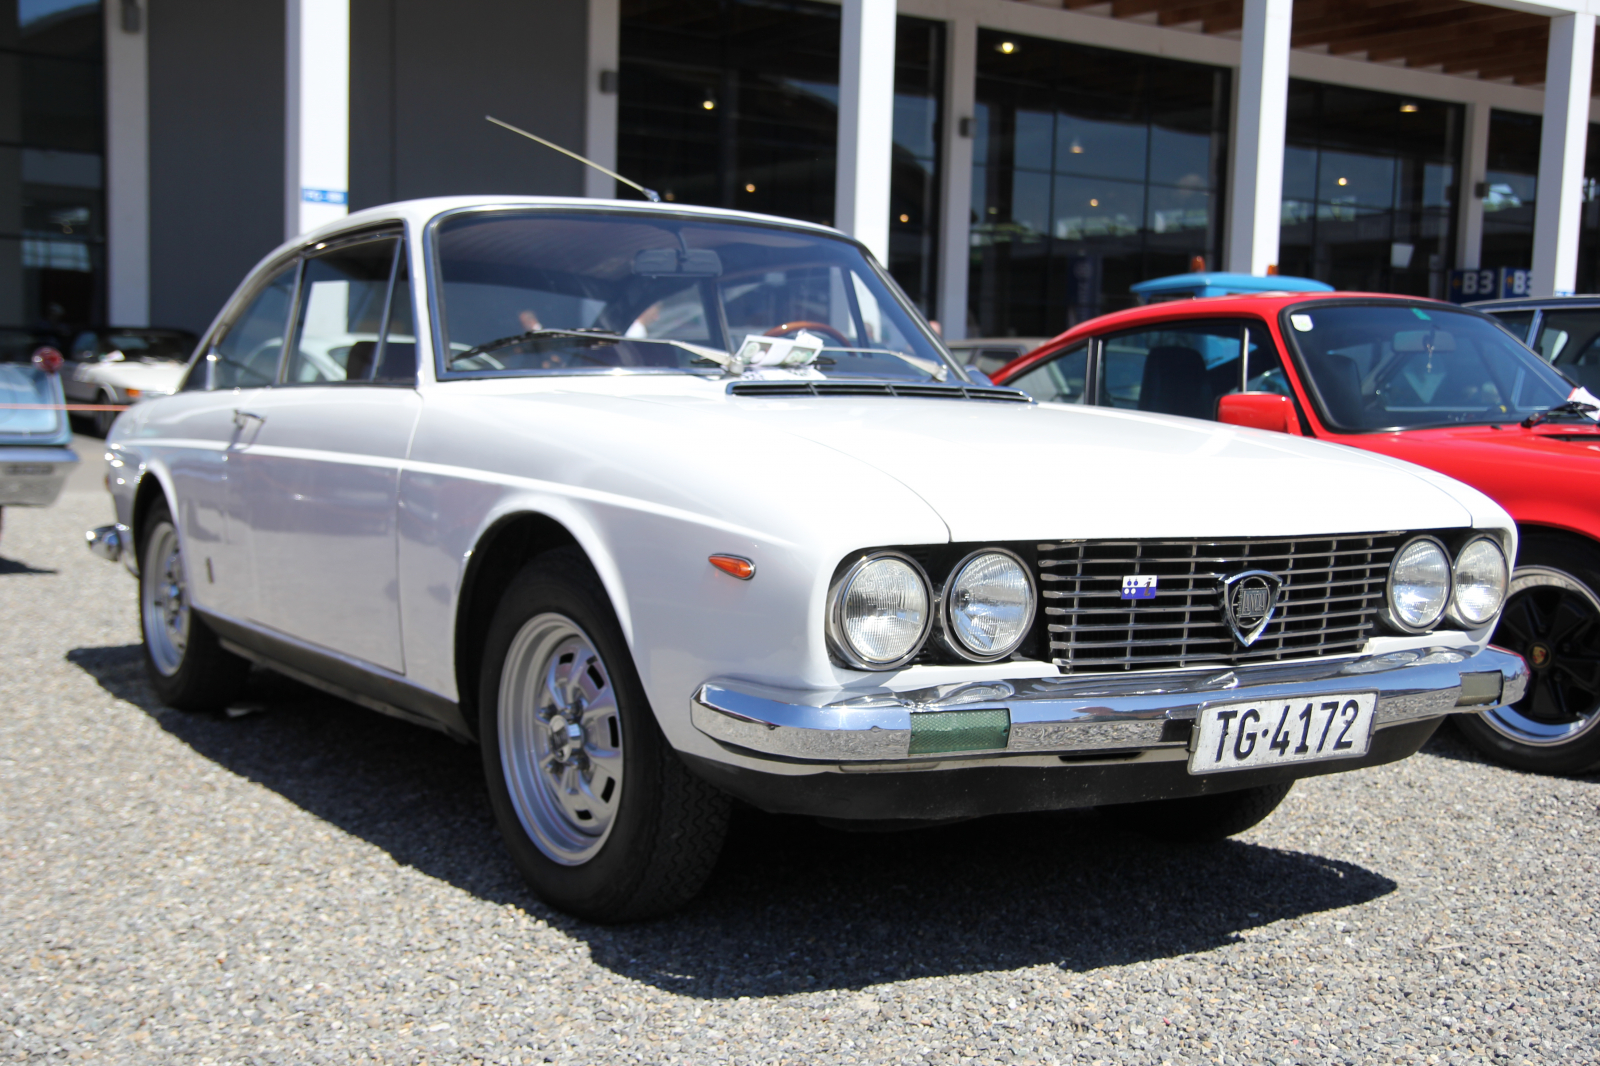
[[690, 644, 1529, 763]]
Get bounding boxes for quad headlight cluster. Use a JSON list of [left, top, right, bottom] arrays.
[[1384, 535, 1509, 633], [827, 549, 1038, 670]]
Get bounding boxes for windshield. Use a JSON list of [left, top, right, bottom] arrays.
[[432, 209, 954, 381], [74, 329, 197, 362], [1281, 303, 1572, 431], [0, 363, 63, 439]]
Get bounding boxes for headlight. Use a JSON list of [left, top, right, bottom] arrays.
[[828, 552, 931, 669], [1386, 536, 1451, 631], [1449, 537, 1509, 626], [942, 549, 1036, 661]]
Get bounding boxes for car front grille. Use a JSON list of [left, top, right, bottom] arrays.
[[1039, 533, 1402, 674]]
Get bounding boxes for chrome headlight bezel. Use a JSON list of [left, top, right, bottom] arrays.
[[826, 550, 934, 671], [1383, 535, 1453, 634], [1447, 535, 1510, 628], [938, 548, 1038, 663]]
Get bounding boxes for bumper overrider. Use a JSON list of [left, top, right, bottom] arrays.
[[684, 645, 1528, 821]]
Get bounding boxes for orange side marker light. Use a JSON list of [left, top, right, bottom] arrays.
[[709, 554, 755, 580]]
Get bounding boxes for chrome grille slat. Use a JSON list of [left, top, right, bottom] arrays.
[[1041, 533, 1399, 674]]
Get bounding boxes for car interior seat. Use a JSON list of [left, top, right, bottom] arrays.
[[344, 341, 377, 382], [1138, 345, 1210, 419]]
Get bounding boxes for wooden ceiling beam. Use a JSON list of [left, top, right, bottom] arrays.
[[1108, 0, 1201, 17], [1364, 26, 1547, 65], [1315, 12, 1537, 56], [1156, 2, 1237, 27], [1292, 0, 1481, 42]]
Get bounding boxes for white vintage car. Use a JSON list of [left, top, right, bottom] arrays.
[[88, 197, 1529, 921], [64, 328, 197, 437]]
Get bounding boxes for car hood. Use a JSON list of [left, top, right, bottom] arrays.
[[699, 395, 1481, 541]]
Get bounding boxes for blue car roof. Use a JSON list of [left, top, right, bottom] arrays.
[[1130, 272, 1335, 300]]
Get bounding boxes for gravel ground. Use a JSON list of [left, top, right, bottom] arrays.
[[2, 475, 1597, 1065]]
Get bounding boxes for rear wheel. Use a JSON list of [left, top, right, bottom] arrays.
[[1100, 781, 1294, 843], [93, 389, 117, 438], [1455, 532, 1600, 774], [479, 547, 730, 921], [139, 500, 249, 711]]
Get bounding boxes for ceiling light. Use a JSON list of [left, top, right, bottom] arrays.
[[1089, 198, 1099, 207], [997, 41, 1016, 54], [1337, 177, 1348, 186], [1070, 139, 1083, 154], [702, 99, 715, 110], [1400, 103, 1419, 113], [899, 213, 909, 222], [744, 183, 756, 192]]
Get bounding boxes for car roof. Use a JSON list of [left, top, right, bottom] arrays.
[[1468, 295, 1600, 310], [1130, 271, 1334, 299]]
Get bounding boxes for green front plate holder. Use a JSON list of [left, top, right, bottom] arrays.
[[907, 708, 1012, 756]]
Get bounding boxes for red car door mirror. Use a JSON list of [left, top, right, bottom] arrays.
[[1217, 392, 1302, 435]]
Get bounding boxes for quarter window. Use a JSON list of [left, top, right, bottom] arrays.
[[208, 264, 298, 390], [285, 236, 405, 384], [1008, 344, 1088, 404], [1098, 319, 1281, 420]]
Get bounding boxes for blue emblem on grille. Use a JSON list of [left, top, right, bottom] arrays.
[[1121, 575, 1158, 600]]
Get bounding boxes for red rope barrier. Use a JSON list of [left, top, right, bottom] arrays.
[[0, 403, 131, 411]]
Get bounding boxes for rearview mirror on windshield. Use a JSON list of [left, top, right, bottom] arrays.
[[1393, 330, 1456, 352], [632, 248, 723, 277]]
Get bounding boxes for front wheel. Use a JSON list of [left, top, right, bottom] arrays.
[[1099, 781, 1294, 843], [139, 500, 249, 711], [479, 548, 730, 921], [1455, 532, 1600, 774]]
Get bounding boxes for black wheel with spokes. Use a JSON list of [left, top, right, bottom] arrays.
[[1456, 531, 1600, 774]]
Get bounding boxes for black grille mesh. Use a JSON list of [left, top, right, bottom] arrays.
[[1039, 534, 1402, 674]]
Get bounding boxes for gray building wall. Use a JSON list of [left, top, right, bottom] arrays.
[[148, 0, 285, 335], [350, 0, 588, 209]]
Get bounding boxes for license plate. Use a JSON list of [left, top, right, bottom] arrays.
[[1188, 693, 1376, 775]]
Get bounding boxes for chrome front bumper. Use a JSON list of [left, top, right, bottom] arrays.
[[0, 446, 77, 507], [691, 645, 1529, 764]]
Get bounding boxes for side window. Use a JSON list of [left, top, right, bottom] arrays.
[[1532, 309, 1600, 392], [1008, 344, 1087, 404], [286, 237, 401, 384], [1098, 319, 1279, 420], [1489, 310, 1535, 344], [211, 265, 298, 389]]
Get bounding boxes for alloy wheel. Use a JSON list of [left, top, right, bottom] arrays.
[[142, 523, 190, 676], [1484, 566, 1600, 746]]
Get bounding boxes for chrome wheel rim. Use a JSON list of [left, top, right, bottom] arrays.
[[498, 613, 624, 865], [141, 522, 189, 676], [1484, 566, 1600, 746]]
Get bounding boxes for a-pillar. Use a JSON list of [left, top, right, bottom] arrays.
[[1224, 0, 1292, 276], [836, 0, 896, 266], [285, 0, 350, 239], [1531, 11, 1595, 297]]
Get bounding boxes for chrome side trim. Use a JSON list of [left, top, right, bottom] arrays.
[[690, 645, 1530, 764]]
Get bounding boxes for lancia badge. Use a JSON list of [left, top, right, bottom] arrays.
[[1121, 575, 1158, 600], [1219, 569, 1283, 646]]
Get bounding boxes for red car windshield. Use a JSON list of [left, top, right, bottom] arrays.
[[1281, 303, 1572, 431]]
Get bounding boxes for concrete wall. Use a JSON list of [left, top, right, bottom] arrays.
[[148, 0, 285, 335], [349, 0, 589, 210]]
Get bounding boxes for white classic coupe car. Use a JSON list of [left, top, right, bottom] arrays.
[[88, 197, 1529, 921]]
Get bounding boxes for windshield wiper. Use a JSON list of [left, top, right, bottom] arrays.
[[1521, 399, 1599, 428], [448, 328, 622, 367]]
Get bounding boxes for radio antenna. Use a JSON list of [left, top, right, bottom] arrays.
[[486, 115, 660, 203]]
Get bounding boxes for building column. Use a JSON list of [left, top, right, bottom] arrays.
[[1224, 0, 1292, 276], [836, 0, 896, 265], [106, 0, 149, 326], [585, 0, 620, 198], [936, 16, 976, 340], [1456, 101, 1490, 270], [285, 0, 350, 239], [1532, 12, 1595, 298]]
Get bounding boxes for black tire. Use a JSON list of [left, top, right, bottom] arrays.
[[94, 390, 117, 438], [478, 547, 731, 922], [1454, 530, 1600, 775], [139, 499, 250, 711], [1099, 781, 1294, 843]]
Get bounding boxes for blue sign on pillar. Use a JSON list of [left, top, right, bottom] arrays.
[[1448, 267, 1533, 303]]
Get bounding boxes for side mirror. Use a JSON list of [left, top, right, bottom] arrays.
[[1217, 392, 1302, 435]]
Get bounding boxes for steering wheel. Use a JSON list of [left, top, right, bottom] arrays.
[[763, 321, 851, 347]]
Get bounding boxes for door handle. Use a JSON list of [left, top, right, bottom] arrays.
[[232, 409, 266, 428]]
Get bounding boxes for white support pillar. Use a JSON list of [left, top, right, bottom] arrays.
[[106, 0, 149, 326], [836, 0, 896, 265], [936, 17, 976, 340], [585, 0, 620, 199], [1224, 0, 1292, 276], [1532, 12, 1595, 298], [285, 0, 350, 239], [1457, 101, 1490, 270]]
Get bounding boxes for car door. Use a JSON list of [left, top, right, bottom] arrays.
[[1093, 318, 1292, 421], [231, 231, 419, 673], [140, 262, 297, 622]]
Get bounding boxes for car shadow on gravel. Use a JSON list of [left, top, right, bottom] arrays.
[[70, 643, 1398, 998], [0, 555, 57, 575]]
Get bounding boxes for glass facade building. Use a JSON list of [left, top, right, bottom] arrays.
[[0, 0, 103, 330], [1278, 83, 1461, 299], [617, 0, 944, 312], [967, 30, 1229, 337]]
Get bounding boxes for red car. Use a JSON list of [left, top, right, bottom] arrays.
[[993, 292, 1600, 775]]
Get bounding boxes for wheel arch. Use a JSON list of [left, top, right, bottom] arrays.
[[1513, 522, 1600, 569], [129, 463, 178, 570], [454, 511, 586, 731]]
